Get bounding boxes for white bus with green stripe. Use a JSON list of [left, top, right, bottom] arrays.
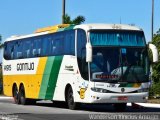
[[3, 24, 158, 110]]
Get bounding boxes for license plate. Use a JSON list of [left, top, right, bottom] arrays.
[[118, 96, 128, 101]]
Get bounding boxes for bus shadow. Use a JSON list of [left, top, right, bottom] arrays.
[[35, 101, 160, 113], [82, 104, 160, 113]]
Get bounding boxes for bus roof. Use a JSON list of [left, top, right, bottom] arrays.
[[75, 24, 142, 32], [5, 24, 143, 42]]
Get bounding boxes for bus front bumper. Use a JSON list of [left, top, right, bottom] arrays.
[[88, 92, 148, 103]]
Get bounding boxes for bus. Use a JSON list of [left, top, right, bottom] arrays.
[[2, 24, 158, 110]]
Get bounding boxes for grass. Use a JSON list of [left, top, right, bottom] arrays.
[[147, 99, 160, 104]]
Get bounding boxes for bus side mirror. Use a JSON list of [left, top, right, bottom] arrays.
[[86, 42, 92, 62], [149, 43, 158, 63]]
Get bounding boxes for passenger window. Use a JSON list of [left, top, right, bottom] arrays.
[[18, 41, 23, 59], [42, 36, 51, 56], [23, 40, 32, 58], [33, 39, 41, 57], [64, 30, 75, 55]]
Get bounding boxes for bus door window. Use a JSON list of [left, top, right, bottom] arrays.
[[80, 48, 88, 80], [77, 29, 88, 80]]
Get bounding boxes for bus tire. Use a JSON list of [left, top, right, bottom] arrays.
[[13, 85, 20, 104], [66, 87, 79, 110], [19, 85, 29, 105], [113, 103, 127, 111], [19, 85, 36, 105]]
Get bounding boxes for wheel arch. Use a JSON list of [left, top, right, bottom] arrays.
[[19, 83, 24, 90]]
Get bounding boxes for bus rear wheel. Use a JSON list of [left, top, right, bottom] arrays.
[[19, 85, 36, 105], [13, 85, 20, 104], [66, 87, 79, 110], [19, 85, 28, 105]]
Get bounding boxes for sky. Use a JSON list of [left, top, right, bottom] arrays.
[[0, 0, 160, 42]]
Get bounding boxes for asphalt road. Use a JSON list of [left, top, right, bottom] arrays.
[[0, 97, 160, 120]]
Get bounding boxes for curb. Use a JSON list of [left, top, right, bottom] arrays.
[[0, 96, 12, 99], [127, 103, 160, 108]]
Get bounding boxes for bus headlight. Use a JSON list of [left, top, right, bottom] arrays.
[[91, 87, 108, 93], [138, 88, 149, 93]]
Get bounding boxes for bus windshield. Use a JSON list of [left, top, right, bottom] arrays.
[[90, 30, 149, 83], [91, 47, 149, 83]]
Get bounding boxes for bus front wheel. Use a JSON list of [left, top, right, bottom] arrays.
[[66, 87, 79, 110]]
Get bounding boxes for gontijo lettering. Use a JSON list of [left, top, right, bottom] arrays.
[[17, 62, 34, 71]]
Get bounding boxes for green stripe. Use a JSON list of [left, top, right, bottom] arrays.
[[64, 25, 75, 30], [45, 56, 63, 99], [119, 83, 133, 87], [57, 25, 75, 32], [57, 28, 65, 32], [38, 57, 55, 99], [127, 83, 133, 87]]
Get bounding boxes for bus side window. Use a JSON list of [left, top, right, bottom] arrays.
[[13, 41, 19, 59], [50, 38, 56, 55], [23, 40, 32, 58], [64, 30, 75, 55], [4, 43, 9, 60], [33, 39, 42, 57], [4, 41, 15, 60], [54, 33, 64, 55], [10, 42, 15, 60], [51, 33, 63, 56], [17, 41, 23, 59], [42, 36, 51, 56]]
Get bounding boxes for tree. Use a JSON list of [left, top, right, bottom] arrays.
[[63, 14, 85, 25], [152, 29, 160, 82], [150, 28, 160, 97]]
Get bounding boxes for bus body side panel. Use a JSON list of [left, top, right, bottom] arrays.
[[3, 57, 47, 99], [3, 75, 13, 96], [53, 55, 79, 101], [38, 56, 63, 100], [53, 55, 91, 103]]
